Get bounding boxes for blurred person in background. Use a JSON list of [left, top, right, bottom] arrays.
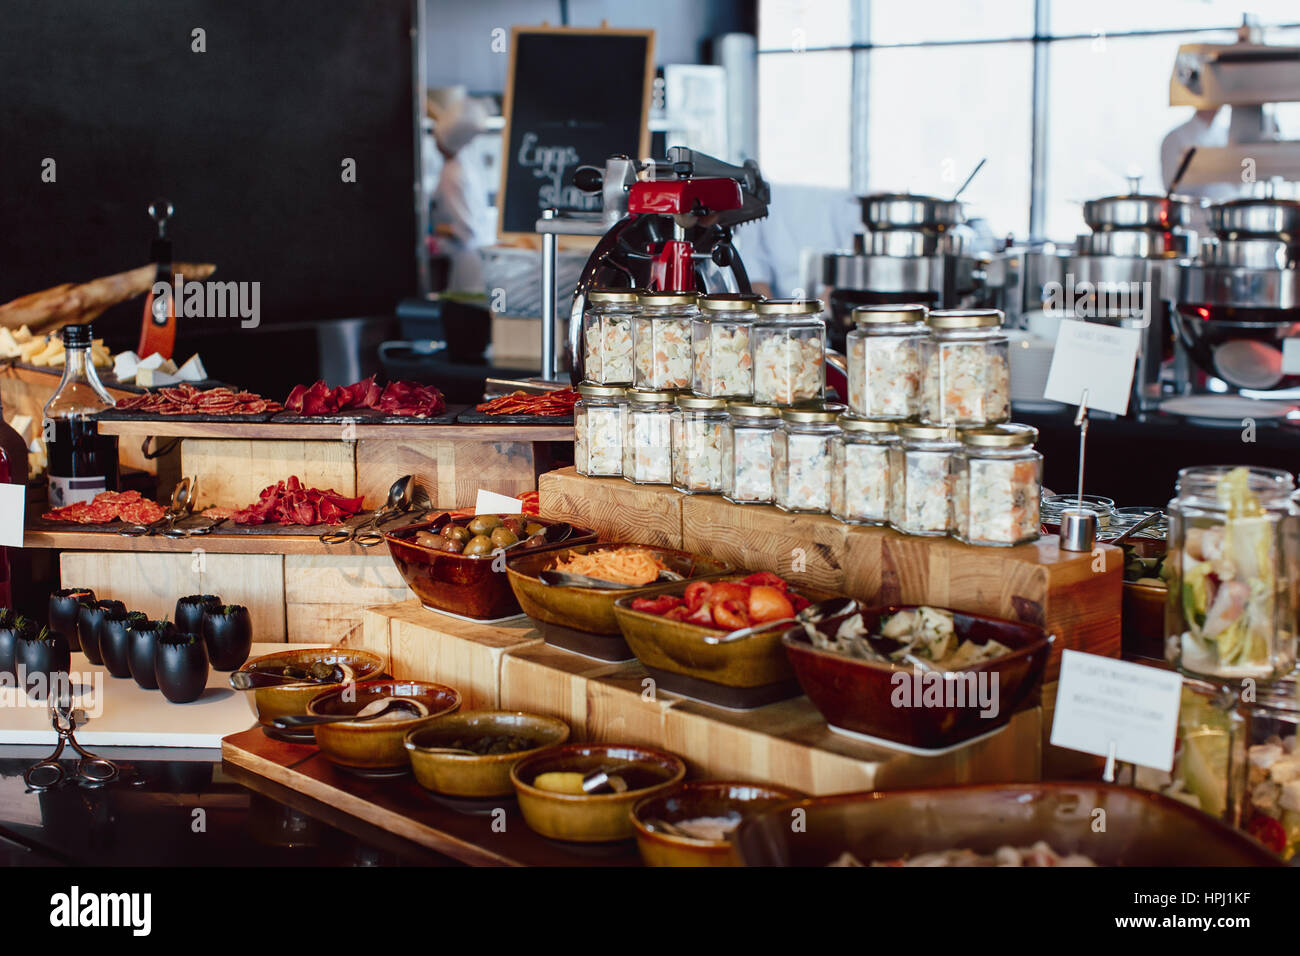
[[428, 90, 491, 294]]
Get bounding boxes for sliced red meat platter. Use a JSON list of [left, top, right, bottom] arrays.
[[230, 475, 365, 526], [283, 375, 444, 418], [475, 387, 578, 417], [113, 383, 282, 416], [43, 489, 166, 525]]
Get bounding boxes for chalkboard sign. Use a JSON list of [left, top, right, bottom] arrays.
[[498, 26, 654, 239], [0, 0, 416, 341]]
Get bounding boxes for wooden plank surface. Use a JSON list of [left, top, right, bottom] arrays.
[[538, 467, 683, 548], [23, 526, 385, 555], [98, 418, 573, 442], [282, 553, 411, 645], [181, 438, 356, 509]]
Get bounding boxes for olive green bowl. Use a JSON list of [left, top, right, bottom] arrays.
[[404, 711, 571, 798], [631, 781, 804, 867], [505, 543, 734, 636], [236, 647, 386, 727], [308, 679, 461, 770]]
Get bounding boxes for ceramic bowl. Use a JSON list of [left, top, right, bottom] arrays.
[[783, 606, 1053, 751], [308, 679, 461, 770], [510, 743, 686, 843], [236, 647, 386, 726], [631, 781, 803, 867], [384, 513, 596, 621], [404, 711, 571, 797]]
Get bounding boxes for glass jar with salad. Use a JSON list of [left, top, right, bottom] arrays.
[[574, 385, 627, 477], [622, 389, 676, 485], [1166, 466, 1297, 683], [633, 291, 698, 390], [952, 424, 1042, 547], [752, 299, 826, 406], [722, 403, 780, 505], [1238, 678, 1300, 859], [830, 416, 896, 526], [774, 404, 844, 514], [692, 293, 759, 399], [581, 289, 638, 385], [671, 395, 728, 495], [845, 304, 927, 420], [890, 423, 959, 536], [920, 309, 1010, 426]]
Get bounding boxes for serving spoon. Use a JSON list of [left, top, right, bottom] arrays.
[[119, 477, 192, 537], [272, 696, 429, 729], [702, 596, 859, 645], [320, 475, 413, 546], [228, 663, 353, 690]]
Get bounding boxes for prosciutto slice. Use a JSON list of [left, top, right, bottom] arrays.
[[231, 476, 365, 526]]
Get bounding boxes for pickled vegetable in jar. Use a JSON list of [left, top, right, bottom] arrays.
[[633, 291, 698, 390], [582, 289, 638, 385], [671, 395, 728, 495], [846, 304, 927, 420], [774, 404, 844, 514], [752, 299, 826, 406], [574, 384, 627, 477], [830, 415, 896, 526], [920, 309, 1010, 425], [692, 293, 758, 399], [1239, 679, 1300, 859], [890, 423, 959, 536], [952, 424, 1042, 547], [622, 389, 675, 485], [722, 403, 780, 505], [1166, 466, 1297, 682]]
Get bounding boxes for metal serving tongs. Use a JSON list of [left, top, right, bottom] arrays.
[[119, 477, 193, 537], [24, 698, 119, 792], [319, 475, 416, 547]]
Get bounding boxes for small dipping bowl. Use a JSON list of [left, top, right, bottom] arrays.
[[404, 711, 571, 798], [308, 679, 461, 771], [631, 780, 804, 867], [236, 647, 386, 727]]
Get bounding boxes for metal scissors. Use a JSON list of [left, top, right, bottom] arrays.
[[23, 702, 119, 791]]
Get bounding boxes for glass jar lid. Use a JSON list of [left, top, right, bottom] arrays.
[[726, 402, 781, 419], [637, 290, 699, 306], [898, 423, 957, 441], [627, 388, 677, 403], [837, 414, 897, 434], [927, 308, 1004, 330], [578, 384, 628, 399], [1174, 465, 1294, 507], [700, 293, 761, 312], [675, 395, 728, 410], [779, 402, 846, 424], [960, 423, 1038, 448], [851, 303, 928, 325], [756, 298, 823, 316], [587, 288, 639, 304]]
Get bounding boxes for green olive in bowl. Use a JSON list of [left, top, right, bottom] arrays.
[[468, 515, 503, 536], [442, 525, 471, 544], [463, 534, 495, 557], [490, 527, 519, 549]]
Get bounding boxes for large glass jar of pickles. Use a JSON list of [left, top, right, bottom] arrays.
[[622, 389, 675, 484], [773, 404, 843, 514], [890, 423, 959, 536], [722, 403, 780, 505], [633, 291, 697, 390], [671, 396, 728, 495], [1238, 679, 1300, 859], [581, 289, 638, 384], [920, 309, 1010, 425], [574, 385, 627, 477], [952, 424, 1042, 547], [830, 416, 896, 526], [845, 304, 927, 420], [752, 299, 826, 406], [692, 293, 759, 399], [1166, 466, 1297, 682]]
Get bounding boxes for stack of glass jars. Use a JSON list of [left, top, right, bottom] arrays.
[[692, 294, 758, 399], [890, 423, 960, 536], [580, 289, 638, 385], [845, 304, 927, 420], [773, 404, 843, 514], [752, 299, 826, 406], [671, 395, 728, 495], [920, 309, 1010, 426], [574, 385, 627, 477], [830, 415, 896, 526], [633, 291, 698, 390], [622, 389, 675, 485], [952, 424, 1042, 547], [1238, 677, 1300, 859], [722, 403, 780, 505]]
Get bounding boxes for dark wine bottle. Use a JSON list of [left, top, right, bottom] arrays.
[[42, 323, 119, 508]]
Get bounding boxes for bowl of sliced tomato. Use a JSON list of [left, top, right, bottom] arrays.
[[611, 573, 841, 709]]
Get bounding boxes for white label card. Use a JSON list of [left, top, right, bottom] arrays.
[[1282, 338, 1300, 375], [1049, 650, 1183, 772], [474, 489, 525, 514], [1043, 319, 1141, 415], [0, 483, 25, 548]]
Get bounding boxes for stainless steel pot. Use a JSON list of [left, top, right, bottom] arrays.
[[858, 193, 963, 232], [1172, 305, 1300, 391], [1200, 237, 1299, 270], [1205, 199, 1300, 241], [1081, 193, 1194, 232], [855, 229, 963, 258], [1075, 229, 1196, 259]]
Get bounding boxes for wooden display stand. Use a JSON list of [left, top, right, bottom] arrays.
[[351, 601, 1042, 797]]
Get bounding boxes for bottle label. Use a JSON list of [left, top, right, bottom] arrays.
[[48, 474, 108, 508]]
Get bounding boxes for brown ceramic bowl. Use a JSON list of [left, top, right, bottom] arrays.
[[510, 743, 686, 843], [733, 783, 1282, 866], [384, 513, 596, 621], [505, 543, 734, 636], [308, 679, 461, 770], [631, 781, 803, 867], [237, 647, 386, 727], [783, 607, 1053, 751], [404, 711, 571, 797], [612, 576, 840, 707]]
